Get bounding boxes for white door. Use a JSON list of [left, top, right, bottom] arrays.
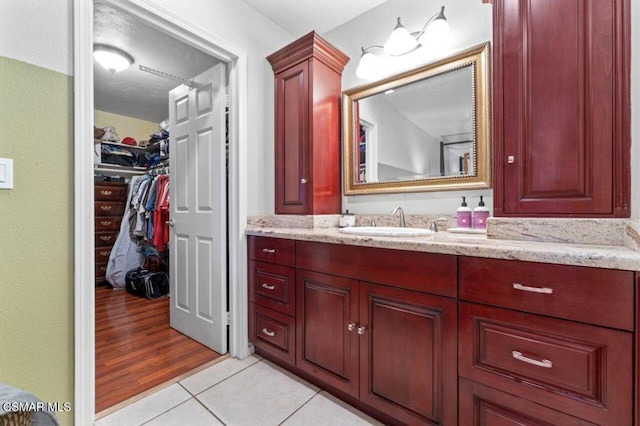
[[169, 63, 227, 353]]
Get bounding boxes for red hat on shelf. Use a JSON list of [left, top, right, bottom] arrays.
[[122, 137, 137, 146]]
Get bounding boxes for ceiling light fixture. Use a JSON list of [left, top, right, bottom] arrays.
[[356, 6, 453, 80], [93, 44, 134, 74]]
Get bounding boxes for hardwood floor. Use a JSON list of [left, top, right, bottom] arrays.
[[95, 285, 222, 413]]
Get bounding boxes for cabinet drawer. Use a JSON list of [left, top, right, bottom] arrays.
[[95, 232, 118, 248], [95, 184, 128, 201], [249, 303, 295, 365], [95, 263, 108, 280], [459, 378, 596, 426], [459, 257, 634, 330], [459, 302, 632, 425], [297, 241, 457, 297], [95, 216, 122, 232], [95, 247, 113, 263], [95, 201, 126, 217], [248, 236, 295, 266], [249, 261, 295, 316]]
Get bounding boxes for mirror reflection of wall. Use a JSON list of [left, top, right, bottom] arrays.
[[354, 65, 473, 183]]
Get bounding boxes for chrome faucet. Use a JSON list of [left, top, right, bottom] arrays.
[[391, 206, 406, 227], [429, 218, 448, 232]]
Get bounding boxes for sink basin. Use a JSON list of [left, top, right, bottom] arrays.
[[339, 226, 433, 237]]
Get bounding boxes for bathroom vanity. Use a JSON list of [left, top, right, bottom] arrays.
[[246, 228, 638, 425]]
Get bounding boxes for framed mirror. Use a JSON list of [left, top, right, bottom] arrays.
[[343, 42, 491, 195]]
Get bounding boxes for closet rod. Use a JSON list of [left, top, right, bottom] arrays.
[[139, 65, 195, 88]]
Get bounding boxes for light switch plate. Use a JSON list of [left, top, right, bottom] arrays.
[[0, 158, 14, 189]]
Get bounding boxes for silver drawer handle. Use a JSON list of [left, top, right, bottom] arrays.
[[347, 322, 356, 332], [357, 326, 367, 335], [261, 283, 275, 290], [512, 283, 553, 294], [262, 248, 276, 253], [261, 328, 275, 337], [301, 178, 308, 184], [512, 351, 553, 368], [100, 221, 112, 226], [100, 190, 113, 196]]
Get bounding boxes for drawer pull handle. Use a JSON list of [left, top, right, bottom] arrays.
[[100, 251, 110, 256], [512, 351, 553, 369], [262, 248, 276, 254], [261, 283, 275, 290], [100, 205, 113, 211], [100, 236, 111, 241], [261, 328, 275, 337], [100, 266, 107, 272], [347, 322, 357, 332], [357, 326, 367, 335], [512, 283, 553, 294], [100, 221, 112, 226], [100, 190, 113, 196]]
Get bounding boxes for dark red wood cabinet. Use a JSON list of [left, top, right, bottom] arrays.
[[267, 32, 349, 214], [489, 0, 630, 216], [94, 181, 128, 285]]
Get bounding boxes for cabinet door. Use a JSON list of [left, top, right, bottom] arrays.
[[296, 270, 359, 397], [359, 283, 457, 425], [274, 62, 310, 214], [492, 0, 630, 216]]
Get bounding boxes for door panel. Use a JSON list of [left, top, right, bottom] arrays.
[[296, 269, 359, 396], [169, 63, 228, 353], [359, 283, 457, 425]]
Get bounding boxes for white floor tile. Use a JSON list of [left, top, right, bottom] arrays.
[[96, 384, 190, 426], [196, 361, 319, 426], [282, 391, 383, 426], [180, 355, 261, 395], [143, 398, 223, 426]]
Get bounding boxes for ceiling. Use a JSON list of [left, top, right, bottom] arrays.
[[93, 0, 388, 124], [242, 0, 388, 38], [93, 1, 220, 123]]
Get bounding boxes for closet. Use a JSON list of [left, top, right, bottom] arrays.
[[92, 0, 227, 414]]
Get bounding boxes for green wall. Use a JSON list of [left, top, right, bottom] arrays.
[[0, 56, 74, 425]]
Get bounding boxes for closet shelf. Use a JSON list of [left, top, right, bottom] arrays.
[[96, 140, 162, 153], [94, 163, 147, 177]]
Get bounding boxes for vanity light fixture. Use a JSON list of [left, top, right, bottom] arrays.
[[356, 6, 453, 79], [93, 44, 134, 73]]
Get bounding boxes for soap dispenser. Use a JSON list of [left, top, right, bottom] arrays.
[[473, 196, 490, 229], [456, 197, 472, 228]]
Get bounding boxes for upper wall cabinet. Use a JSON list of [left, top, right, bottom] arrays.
[[488, 0, 630, 217], [267, 32, 349, 215]]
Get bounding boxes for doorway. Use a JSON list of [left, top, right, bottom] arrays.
[[74, 1, 250, 424]]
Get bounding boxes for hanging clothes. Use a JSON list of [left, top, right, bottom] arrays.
[[106, 175, 146, 288]]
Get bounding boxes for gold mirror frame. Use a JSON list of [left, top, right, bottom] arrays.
[[343, 42, 491, 195]]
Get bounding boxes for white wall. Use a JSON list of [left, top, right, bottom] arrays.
[[0, 0, 73, 75], [324, 0, 493, 215]]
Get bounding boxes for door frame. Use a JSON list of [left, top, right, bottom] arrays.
[[73, 1, 250, 424]]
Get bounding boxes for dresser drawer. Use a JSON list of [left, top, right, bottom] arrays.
[[459, 379, 596, 426], [248, 236, 295, 266], [95, 216, 122, 232], [95, 263, 108, 280], [95, 247, 113, 263], [95, 183, 128, 201], [459, 257, 634, 330], [249, 261, 295, 316], [459, 302, 632, 425], [95, 201, 126, 217], [249, 303, 295, 365], [95, 231, 118, 248]]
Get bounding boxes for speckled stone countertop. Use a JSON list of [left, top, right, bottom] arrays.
[[246, 219, 640, 272]]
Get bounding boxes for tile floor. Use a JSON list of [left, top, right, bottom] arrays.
[[97, 355, 383, 426]]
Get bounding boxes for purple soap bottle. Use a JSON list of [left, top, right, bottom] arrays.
[[456, 196, 472, 228], [473, 196, 490, 229]]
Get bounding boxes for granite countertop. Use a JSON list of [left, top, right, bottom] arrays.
[[246, 225, 640, 272]]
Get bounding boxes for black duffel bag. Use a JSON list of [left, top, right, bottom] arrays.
[[125, 267, 169, 299]]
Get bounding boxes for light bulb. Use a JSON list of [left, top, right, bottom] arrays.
[[356, 50, 383, 80], [93, 45, 134, 73], [384, 18, 419, 56]]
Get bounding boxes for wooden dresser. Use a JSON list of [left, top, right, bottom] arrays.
[[94, 181, 128, 285]]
